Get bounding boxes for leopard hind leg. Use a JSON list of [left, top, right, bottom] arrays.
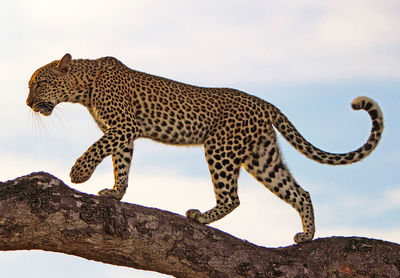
[[244, 138, 315, 243]]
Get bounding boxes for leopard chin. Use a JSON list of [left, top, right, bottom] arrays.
[[32, 102, 54, 116], [40, 109, 52, 116]]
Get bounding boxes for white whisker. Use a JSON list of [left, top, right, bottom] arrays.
[[52, 105, 66, 124], [30, 110, 48, 136]]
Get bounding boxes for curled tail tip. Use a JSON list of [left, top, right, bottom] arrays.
[[351, 96, 379, 111], [351, 96, 383, 124]]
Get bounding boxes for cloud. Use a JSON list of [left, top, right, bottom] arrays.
[[373, 187, 400, 214], [385, 188, 400, 206], [325, 185, 400, 218], [2, 0, 400, 87]]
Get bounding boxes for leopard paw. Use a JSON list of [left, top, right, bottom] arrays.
[[294, 232, 314, 244], [98, 188, 124, 200], [70, 157, 94, 184], [186, 209, 209, 224]]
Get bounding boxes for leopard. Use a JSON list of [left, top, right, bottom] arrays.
[[27, 53, 384, 243]]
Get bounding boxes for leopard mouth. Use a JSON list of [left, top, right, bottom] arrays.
[[32, 102, 55, 116]]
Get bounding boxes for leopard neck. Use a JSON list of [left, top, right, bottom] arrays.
[[65, 59, 98, 107]]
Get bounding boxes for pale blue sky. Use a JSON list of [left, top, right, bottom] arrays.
[[1, 1, 399, 277]]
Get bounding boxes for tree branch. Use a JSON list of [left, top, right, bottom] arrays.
[[0, 172, 399, 277]]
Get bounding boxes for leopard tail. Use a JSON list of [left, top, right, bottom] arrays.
[[271, 96, 384, 165]]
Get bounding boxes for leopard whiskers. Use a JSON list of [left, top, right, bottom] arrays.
[[50, 105, 68, 127], [30, 109, 48, 136]]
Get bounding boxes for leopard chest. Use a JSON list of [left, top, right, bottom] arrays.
[[88, 106, 110, 132]]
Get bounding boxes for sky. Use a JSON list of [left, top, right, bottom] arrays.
[[0, 0, 399, 277]]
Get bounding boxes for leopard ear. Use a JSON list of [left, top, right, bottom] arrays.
[[55, 53, 72, 74]]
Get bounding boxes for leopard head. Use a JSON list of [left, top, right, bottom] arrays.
[[27, 53, 73, 116]]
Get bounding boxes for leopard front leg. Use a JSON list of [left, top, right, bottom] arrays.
[[186, 143, 242, 224], [98, 144, 133, 200], [70, 127, 136, 200]]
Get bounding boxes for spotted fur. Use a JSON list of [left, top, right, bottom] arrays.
[[27, 54, 384, 243]]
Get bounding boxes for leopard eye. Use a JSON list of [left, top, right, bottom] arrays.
[[33, 80, 47, 88]]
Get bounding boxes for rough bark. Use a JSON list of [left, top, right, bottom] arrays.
[[0, 172, 399, 277]]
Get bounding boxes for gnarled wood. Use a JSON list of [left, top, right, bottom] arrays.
[[0, 172, 399, 277]]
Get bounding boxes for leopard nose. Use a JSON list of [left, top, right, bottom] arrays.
[[26, 92, 35, 107], [26, 97, 33, 107]]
